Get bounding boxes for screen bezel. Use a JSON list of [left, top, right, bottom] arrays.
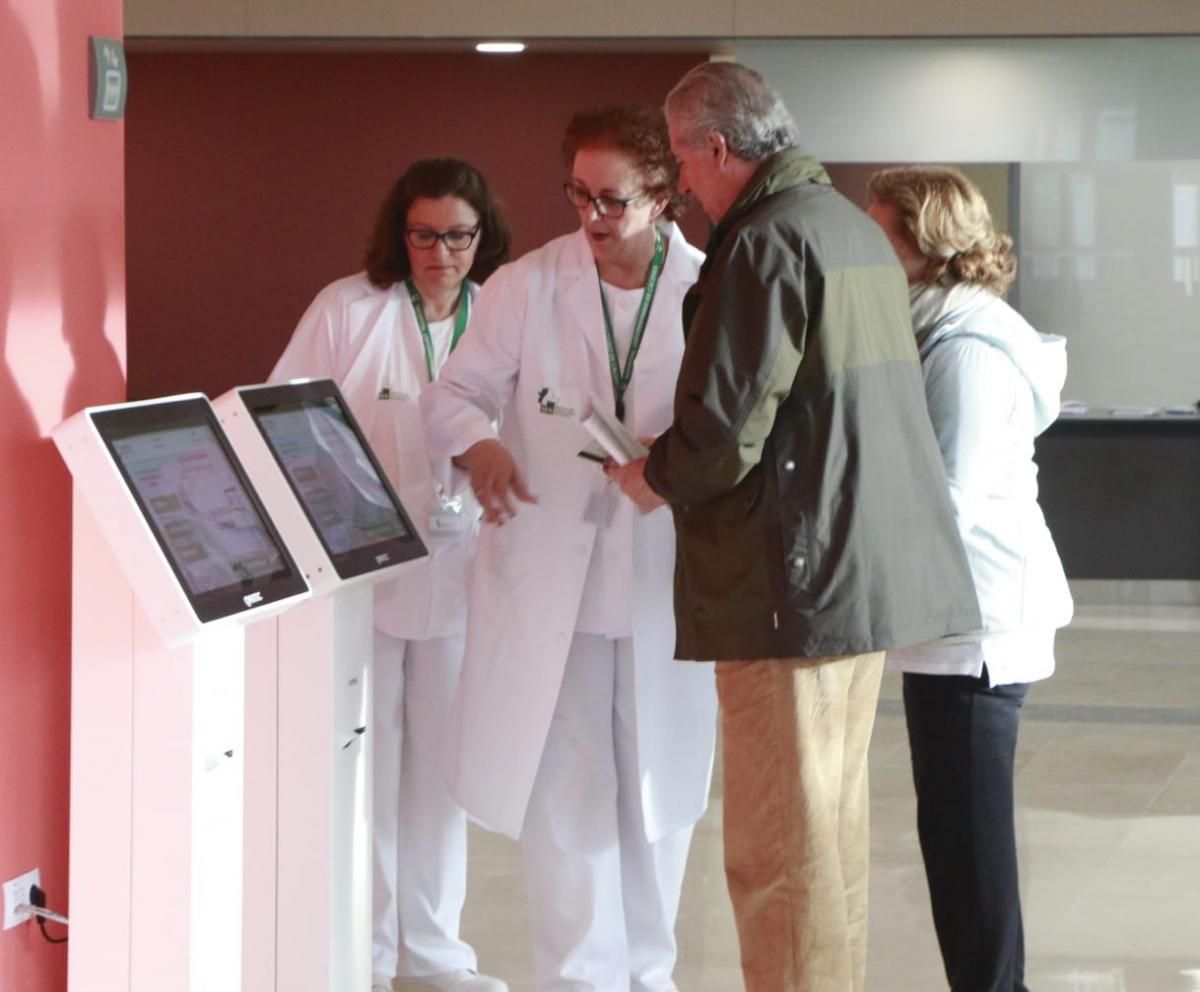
[[238, 379, 428, 579], [90, 397, 309, 623]]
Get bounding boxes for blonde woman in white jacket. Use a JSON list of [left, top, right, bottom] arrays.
[[272, 159, 511, 992], [868, 166, 1073, 992]]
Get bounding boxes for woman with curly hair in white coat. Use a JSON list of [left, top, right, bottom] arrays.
[[421, 105, 717, 992]]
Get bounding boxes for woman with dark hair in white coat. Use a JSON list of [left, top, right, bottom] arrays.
[[868, 165, 1073, 992], [271, 158, 512, 992], [420, 106, 718, 992]]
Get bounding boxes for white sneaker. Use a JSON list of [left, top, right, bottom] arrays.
[[393, 970, 508, 992]]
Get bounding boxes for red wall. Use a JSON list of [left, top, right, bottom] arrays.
[[0, 2, 126, 989], [126, 50, 708, 402]]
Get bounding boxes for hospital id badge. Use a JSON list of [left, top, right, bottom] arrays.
[[429, 491, 470, 538], [583, 482, 619, 528]]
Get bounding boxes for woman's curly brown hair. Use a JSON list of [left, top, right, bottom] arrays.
[[561, 105, 688, 223], [364, 158, 512, 289], [868, 165, 1016, 295]]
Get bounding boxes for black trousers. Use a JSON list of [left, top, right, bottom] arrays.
[[902, 670, 1031, 992]]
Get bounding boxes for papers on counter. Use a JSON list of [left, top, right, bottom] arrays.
[[1057, 400, 1199, 420]]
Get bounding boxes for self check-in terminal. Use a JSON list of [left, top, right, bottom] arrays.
[[54, 394, 310, 992], [215, 378, 426, 992]]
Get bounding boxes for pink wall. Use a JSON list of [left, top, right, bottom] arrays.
[[0, 2, 126, 990], [125, 50, 707, 401]]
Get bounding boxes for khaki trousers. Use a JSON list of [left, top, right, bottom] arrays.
[[716, 652, 885, 992]]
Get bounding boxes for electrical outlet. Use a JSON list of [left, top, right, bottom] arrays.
[[3, 868, 41, 930]]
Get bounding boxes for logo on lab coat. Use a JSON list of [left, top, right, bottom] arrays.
[[537, 387, 576, 418]]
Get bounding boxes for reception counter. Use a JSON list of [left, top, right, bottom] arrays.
[[1033, 412, 1200, 580]]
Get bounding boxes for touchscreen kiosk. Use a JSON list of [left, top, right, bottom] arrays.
[[55, 395, 309, 644], [214, 379, 426, 992], [54, 394, 310, 992], [215, 379, 425, 593]]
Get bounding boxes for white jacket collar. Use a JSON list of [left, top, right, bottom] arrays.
[[559, 221, 691, 286], [909, 281, 991, 348], [909, 281, 1068, 434]]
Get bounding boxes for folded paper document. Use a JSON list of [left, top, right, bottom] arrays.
[[578, 397, 649, 466]]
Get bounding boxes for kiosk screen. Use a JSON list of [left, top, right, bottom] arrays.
[[242, 380, 426, 578], [91, 398, 308, 621]]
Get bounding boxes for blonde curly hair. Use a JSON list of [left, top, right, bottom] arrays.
[[867, 165, 1016, 295]]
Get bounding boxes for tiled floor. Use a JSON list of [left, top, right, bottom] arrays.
[[458, 593, 1200, 991]]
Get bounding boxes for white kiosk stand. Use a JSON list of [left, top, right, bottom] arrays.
[[214, 379, 427, 992], [53, 395, 310, 992]]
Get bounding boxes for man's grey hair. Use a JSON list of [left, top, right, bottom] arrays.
[[665, 62, 798, 162]]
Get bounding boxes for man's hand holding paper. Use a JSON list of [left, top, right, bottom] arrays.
[[604, 451, 666, 515]]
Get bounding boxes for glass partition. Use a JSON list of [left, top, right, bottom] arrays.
[[740, 38, 1200, 410]]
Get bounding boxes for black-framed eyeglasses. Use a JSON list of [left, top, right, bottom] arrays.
[[562, 183, 648, 219], [405, 223, 481, 252]]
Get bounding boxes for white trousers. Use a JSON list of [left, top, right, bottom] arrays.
[[372, 631, 477, 981], [520, 634, 696, 992]]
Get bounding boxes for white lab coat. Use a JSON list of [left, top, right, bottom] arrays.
[[271, 272, 478, 641], [421, 224, 718, 843]]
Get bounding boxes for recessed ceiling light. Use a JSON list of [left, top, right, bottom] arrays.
[[475, 41, 526, 54]]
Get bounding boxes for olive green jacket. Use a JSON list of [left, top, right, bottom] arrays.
[[645, 149, 980, 661]]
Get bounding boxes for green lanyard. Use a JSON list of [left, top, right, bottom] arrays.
[[406, 279, 471, 382], [597, 230, 665, 422]]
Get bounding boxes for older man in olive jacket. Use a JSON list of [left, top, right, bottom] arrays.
[[609, 64, 980, 992]]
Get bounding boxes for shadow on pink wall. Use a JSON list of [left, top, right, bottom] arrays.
[[1, 1, 125, 988], [60, 211, 126, 419], [0, 3, 71, 986]]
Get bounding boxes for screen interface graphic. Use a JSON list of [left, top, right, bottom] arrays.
[[256, 397, 412, 556], [111, 423, 288, 595]]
